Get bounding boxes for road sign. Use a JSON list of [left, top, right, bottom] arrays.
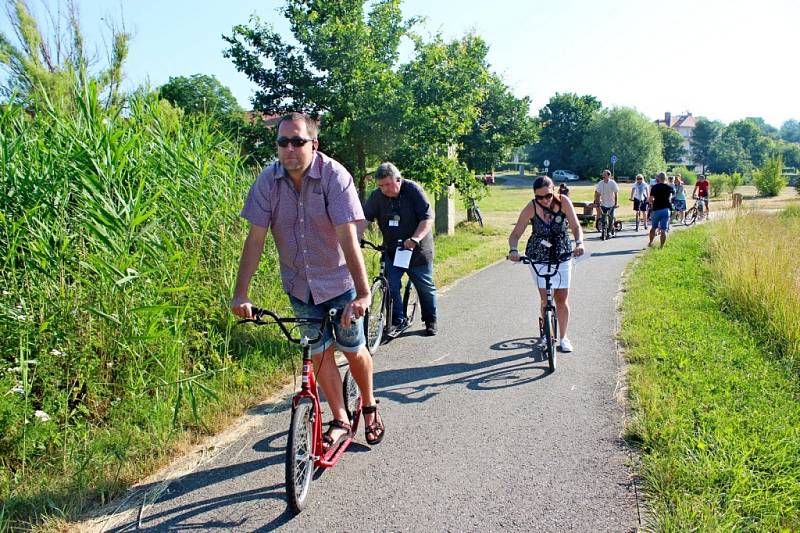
[[543, 159, 550, 167], [610, 154, 618, 165]]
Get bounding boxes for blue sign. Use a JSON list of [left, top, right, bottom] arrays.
[[610, 154, 618, 165]]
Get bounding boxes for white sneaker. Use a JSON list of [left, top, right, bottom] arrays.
[[559, 337, 573, 353]]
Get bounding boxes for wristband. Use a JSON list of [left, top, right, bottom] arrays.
[[575, 240, 583, 245], [509, 248, 518, 253], [410, 237, 420, 245]]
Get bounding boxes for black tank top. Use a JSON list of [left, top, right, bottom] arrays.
[[524, 203, 572, 263]]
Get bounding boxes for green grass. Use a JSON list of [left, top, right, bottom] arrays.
[[433, 222, 507, 287], [620, 224, 800, 531]]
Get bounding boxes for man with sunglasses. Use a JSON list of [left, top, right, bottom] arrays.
[[594, 169, 619, 236], [363, 162, 438, 336], [231, 112, 385, 450]]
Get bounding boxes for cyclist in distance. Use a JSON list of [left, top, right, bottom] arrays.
[[692, 174, 710, 218], [230, 112, 384, 449], [508, 176, 585, 353], [363, 162, 439, 336], [630, 174, 650, 230], [594, 169, 619, 235]]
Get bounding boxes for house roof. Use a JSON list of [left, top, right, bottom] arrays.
[[655, 112, 696, 129], [672, 115, 697, 129], [244, 111, 282, 126]]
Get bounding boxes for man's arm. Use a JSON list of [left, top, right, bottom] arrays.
[[335, 221, 371, 327], [230, 224, 269, 318], [404, 218, 434, 250]]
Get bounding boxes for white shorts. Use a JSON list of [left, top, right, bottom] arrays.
[[528, 260, 572, 289]]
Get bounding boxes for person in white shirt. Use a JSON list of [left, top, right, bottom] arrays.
[[630, 174, 650, 230], [594, 169, 620, 236]]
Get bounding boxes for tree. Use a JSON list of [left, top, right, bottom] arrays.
[[728, 119, 772, 167], [391, 33, 489, 196], [745, 116, 778, 137], [690, 117, 723, 174], [707, 127, 750, 174], [659, 125, 686, 163], [223, 0, 416, 196], [459, 74, 537, 175], [579, 107, 664, 178], [0, 0, 129, 109], [527, 93, 601, 174], [780, 142, 800, 169], [779, 119, 800, 143], [158, 74, 242, 119]]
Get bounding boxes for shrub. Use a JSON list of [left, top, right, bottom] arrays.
[[725, 172, 743, 194], [707, 174, 729, 197], [670, 165, 697, 185], [753, 155, 786, 197]]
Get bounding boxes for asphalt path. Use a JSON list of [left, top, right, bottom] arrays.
[[87, 222, 652, 532]]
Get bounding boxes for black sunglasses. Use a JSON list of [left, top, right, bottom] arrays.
[[534, 192, 554, 201], [276, 136, 315, 148]]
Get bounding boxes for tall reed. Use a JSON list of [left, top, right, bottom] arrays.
[[0, 80, 287, 524], [708, 208, 800, 368]]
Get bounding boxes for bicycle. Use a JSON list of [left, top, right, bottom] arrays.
[[239, 307, 362, 513], [360, 239, 420, 354], [595, 205, 617, 240], [517, 254, 568, 373], [683, 196, 706, 226], [467, 198, 484, 227]]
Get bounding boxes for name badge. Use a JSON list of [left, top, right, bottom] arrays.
[[389, 215, 400, 227]]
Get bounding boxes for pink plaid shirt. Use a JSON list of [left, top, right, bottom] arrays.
[[241, 151, 365, 304]]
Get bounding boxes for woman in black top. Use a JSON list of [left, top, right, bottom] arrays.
[[507, 176, 585, 353]]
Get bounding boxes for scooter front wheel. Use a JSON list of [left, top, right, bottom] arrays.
[[286, 399, 315, 513]]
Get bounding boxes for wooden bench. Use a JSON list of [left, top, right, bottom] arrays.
[[571, 201, 596, 224]]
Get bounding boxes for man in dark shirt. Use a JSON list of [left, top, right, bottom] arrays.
[[648, 172, 675, 248], [363, 162, 439, 336]]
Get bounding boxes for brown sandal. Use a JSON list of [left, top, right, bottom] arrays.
[[362, 402, 385, 445], [322, 419, 352, 451]]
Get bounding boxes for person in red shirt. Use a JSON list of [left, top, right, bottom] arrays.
[[692, 174, 710, 218]]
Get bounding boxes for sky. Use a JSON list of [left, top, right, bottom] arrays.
[[2, 0, 798, 127]]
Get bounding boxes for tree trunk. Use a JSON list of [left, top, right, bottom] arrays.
[[356, 143, 367, 201]]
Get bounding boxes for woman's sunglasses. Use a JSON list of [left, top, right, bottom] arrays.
[[534, 192, 554, 201], [276, 136, 314, 148]]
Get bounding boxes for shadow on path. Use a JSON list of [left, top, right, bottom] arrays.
[[376, 339, 554, 405], [590, 249, 642, 257]]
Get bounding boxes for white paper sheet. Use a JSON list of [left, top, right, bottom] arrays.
[[393, 248, 412, 269]]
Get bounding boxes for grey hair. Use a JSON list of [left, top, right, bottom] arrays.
[[375, 162, 402, 180], [657, 172, 667, 182]]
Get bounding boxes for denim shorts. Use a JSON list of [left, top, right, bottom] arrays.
[[673, 199, 686, 210], [287, 288, 366, 355], [651, 208, 671, 231]]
